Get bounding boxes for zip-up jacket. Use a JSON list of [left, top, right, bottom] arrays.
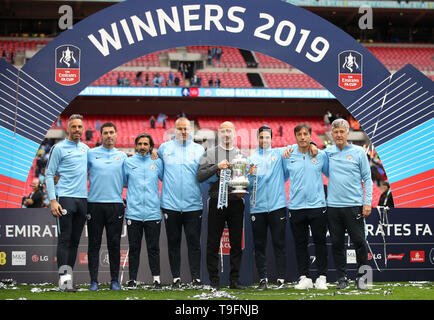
[[158, 137, 205, 212], [87, 146, 127, 203], [325, 143, 373, 207], [248, 146, 289, 213], [285, 145, 328, 210], [123, 153, 163, 221], [45, 139, 89, 200]]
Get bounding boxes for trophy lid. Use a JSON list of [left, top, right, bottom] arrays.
[[231, 153, 248, 165]]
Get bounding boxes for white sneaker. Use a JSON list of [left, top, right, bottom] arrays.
[[314, 275, 328, 290], [294, 276, 313, 290]]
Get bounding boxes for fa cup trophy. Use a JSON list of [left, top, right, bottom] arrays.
[[228, 153, 250, 193]]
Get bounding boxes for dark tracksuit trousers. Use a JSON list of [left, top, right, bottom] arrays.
[[289, 207, 328, 278], [56, 197, 87, 271], [127, 219, 161, 281], [162, 209, 202, 280], [251, 207, 287, 280], [87, 202, 124, 282], [327, 206, 368, 279], [207, 198, 244, 286]]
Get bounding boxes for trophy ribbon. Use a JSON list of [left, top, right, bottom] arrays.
[[251, 172, 258, 209], [217, 168, 231, 209]]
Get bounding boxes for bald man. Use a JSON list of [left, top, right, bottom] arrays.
[[22, 178, 43, 208], [197, 121, 246, 290], [157, 117, 205, 289]]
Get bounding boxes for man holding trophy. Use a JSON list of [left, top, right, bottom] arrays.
[[197, 121, 249, 290]]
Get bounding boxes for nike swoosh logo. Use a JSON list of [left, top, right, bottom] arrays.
[[95, 156, 102, 159], [280, 217, 285, 220], [132, 167, 137, 170]]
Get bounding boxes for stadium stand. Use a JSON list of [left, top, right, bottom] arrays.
[[2, 39, 432, 89], [57, 115, 325, 149], [188, 45, 247, 68], [254, 52, 291, 69], [262, 73, 324, 89], [366, 45, 434, 71]]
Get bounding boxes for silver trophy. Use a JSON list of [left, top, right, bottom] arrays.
[[228, 153, 250, 193]]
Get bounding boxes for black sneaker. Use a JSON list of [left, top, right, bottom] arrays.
[[192, 279, 202, 288], [276, 279, 288, 290], [171, 278, 181, 289], [257, 278, 268, 290], [126, 280, 137, 288], [153, 281, 162, 290], [229, 282, 245, 290], [336, 277, 350, 290], [210, 280, 220, 290]]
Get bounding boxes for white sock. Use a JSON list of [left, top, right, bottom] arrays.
[[173, 277, 180, 283], [153, 276, 160, 283]]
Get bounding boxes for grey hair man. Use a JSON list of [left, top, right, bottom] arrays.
[[325, 118, 373, 290]]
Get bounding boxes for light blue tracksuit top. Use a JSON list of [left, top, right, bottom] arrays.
[[87, 146, 127, 203], [325, 143, 373, 207], [248, 146, 289, 213], [157, 137, 205, 212], [285, 145, 328, 210], [123, 153, 163, 221], [45, 139, 89, 201]]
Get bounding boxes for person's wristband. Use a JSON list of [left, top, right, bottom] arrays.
[[309, 141, 317, 146]]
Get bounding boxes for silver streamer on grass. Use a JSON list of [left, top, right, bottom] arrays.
[[189, 289, 240, 300]]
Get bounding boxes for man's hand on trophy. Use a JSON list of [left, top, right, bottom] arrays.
[[218, 159, 231, 170]]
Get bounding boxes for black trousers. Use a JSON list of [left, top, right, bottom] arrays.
[[327, 206, 368, 279], [207, 198, 244, 285], [127, 219, 161, 281], [162, 209, 202, 280], [87, 202, 124, 282], [251, 207, 287, 280], [56, 197, 87, 271], [289, 207, 328, 278]]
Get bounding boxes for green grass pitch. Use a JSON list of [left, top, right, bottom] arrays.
[[0, 281, 433, 300]]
